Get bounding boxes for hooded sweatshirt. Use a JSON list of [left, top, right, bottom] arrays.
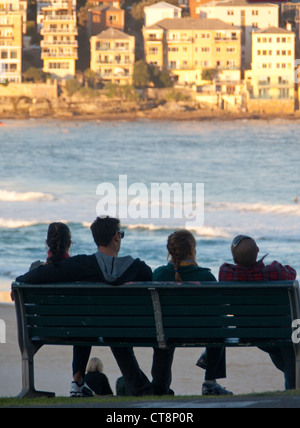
[[16, 251, 152, 285]]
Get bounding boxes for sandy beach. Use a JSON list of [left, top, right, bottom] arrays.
[[0, 302, 285, 398]]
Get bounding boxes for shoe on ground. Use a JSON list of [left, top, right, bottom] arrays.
[[196, 352, 207, 370], [70, 381, 94, 398], [202, 381, 233, 396]]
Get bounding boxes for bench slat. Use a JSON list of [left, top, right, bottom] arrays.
[[25, 315, 291, 328]]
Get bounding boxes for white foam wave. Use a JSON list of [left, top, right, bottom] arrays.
[[0, 218, 39, 228], [0, 190, 54, 202], [207, 201, 300, 216]]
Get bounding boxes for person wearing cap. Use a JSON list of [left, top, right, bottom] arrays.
[[219, 235, 297, 390]]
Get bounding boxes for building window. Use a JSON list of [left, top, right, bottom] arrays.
[[149, 47, 158, 54]]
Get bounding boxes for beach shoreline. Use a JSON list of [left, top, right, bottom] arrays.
[[1, 108, 300, 122]]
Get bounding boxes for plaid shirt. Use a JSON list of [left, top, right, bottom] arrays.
[[219, 257, 297, 282]]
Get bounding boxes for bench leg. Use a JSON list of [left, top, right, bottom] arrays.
[[18, 353, 55, 399], [295, 354, 300, 390]]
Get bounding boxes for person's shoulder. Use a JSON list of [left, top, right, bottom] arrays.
[[153, 265, 170, 281], [193, 266, 217, 281]]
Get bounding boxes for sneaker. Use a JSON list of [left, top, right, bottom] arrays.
[[202, 381, 233, 396], [196, 352, 207, 370], [70, 381, 94, 398]]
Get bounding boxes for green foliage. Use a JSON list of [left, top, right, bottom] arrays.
[[165, 90, 191, 102], [133, 61, 173, 89], [201, 68, 217, 81], [149, 66, 172, 88], [133, 60, 151, 88], [23, 67, 49, 83], [65, 79, 82, 96], [105, 83, 141, 102]]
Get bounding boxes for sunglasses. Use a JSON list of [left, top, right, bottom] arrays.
[[232, 235, 250, 248], [117, 230, 125, 239]]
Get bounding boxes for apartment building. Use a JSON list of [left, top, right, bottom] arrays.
[[40, 0, 78, 79], [90, 27, 135, 85], [144, 2, 182, 27], [143, 18, 241, 85], [245, 27, 295, 99], [0, 0, 27, 33], [189, 0, 212, 19], [0, 12, 22, 83], [88, 5, 125, 37], [198, 0, 279, 69]]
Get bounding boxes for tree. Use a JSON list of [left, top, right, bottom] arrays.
[[65, 79, 82, 96], [133, 60, 151, 88], [23, 67, 48, 82], [201, 68, 217, 82], [149, 65, 172, 88], [83, 68, 98, 89]]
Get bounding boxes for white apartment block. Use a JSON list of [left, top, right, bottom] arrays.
[[198, 0, 279, 69], [40, 0, 78, 79], [245, 27, 295, 99], [0, 12, 22, 83], [0, 0, 27, 33], [144, 2, 182, 27]]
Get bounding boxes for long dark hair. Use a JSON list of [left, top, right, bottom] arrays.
[[46, 222, 71, 263]]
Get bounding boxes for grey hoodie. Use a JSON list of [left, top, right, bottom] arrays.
[[94, 251, 136, 283]]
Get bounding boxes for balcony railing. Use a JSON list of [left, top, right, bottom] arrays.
[[41, 27, 78, 34], [43, 15, 76, 21], [167, 37, 192, 43], [41, 40, 78, 47], [96, 60, 133, 65], [96, 46, 133, 52], [215, 37, 238, 41], [41, 51, 78, 59]]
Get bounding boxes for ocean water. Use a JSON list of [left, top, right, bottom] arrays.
[[0, 118, 299, 293]]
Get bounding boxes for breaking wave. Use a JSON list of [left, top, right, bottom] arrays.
[[0, 190, 54, 202]]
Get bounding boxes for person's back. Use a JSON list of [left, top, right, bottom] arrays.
[[16, 216, 171, 397], [84, 358, 113, 396], [219, 235, 297, 390], [153, 230, 232, 396], [219, 235, 296, 282]]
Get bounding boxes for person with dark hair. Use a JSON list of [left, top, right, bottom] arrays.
[[46, 222, 72, 263], [219, 235, 297, 390], [153, 230, 232, 396], [16, 216, 174, 397], [29, 222, 72, 271]]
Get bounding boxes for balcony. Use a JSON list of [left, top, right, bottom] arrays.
[[96, 59, 133, 65], [41, 51, 78, 59], [41, 27, 78, 35], [167, 37, 192, 43], [43, 15, 76, 22], [41, 40, 78, 47], [215, 37, 238, 41]]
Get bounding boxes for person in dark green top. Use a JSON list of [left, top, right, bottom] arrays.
[[153, 230, 232, 396]]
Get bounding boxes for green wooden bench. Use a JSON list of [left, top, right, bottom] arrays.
[[11, 280, 300, 398]]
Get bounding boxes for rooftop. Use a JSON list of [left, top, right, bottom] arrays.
[[201, 0, 279, 8], [94, 27, 132, 40], [147, 17, 240, 30]]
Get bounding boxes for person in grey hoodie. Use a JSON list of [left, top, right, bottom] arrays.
[[16, 216, 175, 397]]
